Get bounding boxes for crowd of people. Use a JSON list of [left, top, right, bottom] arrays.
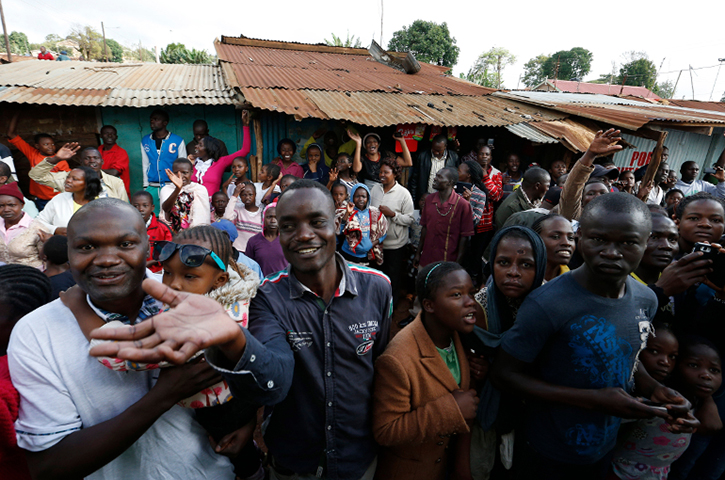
[[1, 106, 725, 480]]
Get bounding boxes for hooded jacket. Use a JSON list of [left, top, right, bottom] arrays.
[[335, 183, 388, 264]]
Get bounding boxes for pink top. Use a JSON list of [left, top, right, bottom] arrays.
[[272, 157, 304, 178], [0, 213, 33, 244], [192, 126, 251, 196]]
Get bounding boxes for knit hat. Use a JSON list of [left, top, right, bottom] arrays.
[[362, 133, 381, 146], [0, 182, 24, 204]]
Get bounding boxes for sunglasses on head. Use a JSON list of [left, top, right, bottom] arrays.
[[152, 241, 226, 272]]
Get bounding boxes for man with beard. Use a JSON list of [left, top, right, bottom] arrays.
[[8, 198, 232, 479]]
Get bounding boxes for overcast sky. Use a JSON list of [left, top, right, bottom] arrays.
[[5, 0, 725, 101]]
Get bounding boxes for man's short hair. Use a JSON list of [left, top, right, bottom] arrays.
[[33, 133, 53, 144], [81, 147, 100, 157], [441, 167, 458, 183], [680, 161, 698, 173], [0, 162, 10, 179], [580, 191, 652, 232], [100, 125, 117, 133], [432, 134, 448, 145], [42, 235, 69, 265], [173, 157, 193, 169], [150, 109, 169, 122], [192, 119, 208, 130], [522, 167, 550, 187], [279, 179, 334, 212], [131, 190, 153, 203]]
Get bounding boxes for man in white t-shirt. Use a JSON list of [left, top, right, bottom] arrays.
[[8, 198, 233, 480], [674, 161, 725, 198]]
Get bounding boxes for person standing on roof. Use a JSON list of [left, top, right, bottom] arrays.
[[37, 46, 54, 60], [140, 109, 187, 214]]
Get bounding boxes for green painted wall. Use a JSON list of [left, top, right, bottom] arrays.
[[100, 105, 248, 194]]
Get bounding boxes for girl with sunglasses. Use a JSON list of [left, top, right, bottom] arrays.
[[87, 225, 263, 478]]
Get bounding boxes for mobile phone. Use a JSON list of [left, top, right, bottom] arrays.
[[692, 242, 725, 288], [455, 182, 472, 195]]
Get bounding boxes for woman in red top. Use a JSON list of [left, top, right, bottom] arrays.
[[191, 110, 251, 196]]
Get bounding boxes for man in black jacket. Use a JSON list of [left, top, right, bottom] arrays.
[[409, 134, 459, 204]]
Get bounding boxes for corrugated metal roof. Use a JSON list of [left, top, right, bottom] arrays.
[[529, 119, 601, 152], [536, 79, 661, 100], [216, 37, 493, 96], [239, 88, 566, 127], [664, 99, 725, 113], [505, 123, 559, 144], [0, 60, 238, 107], [496, 91, 725, 131]]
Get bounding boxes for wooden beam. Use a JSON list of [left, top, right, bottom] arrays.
[[253, 118, 263, 183], [639, 129, 668, 192], [653, 125, 713, 136]]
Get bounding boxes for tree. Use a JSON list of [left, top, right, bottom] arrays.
[[8, 31, 30, 54], [721, 91, 725, 102], [324, 32, 362, 48], [653, 80, 675, 99], [160, 43, 214, 64], [105, 38, 124, 63], [522, 54, 549, 87], [464, 47, 516, 89], [617, 52, 657, 90], [127, 43, 156, 63], [387, 20, 459, 68], [541, 47, 593, 82], [69, 25, 104, 60]]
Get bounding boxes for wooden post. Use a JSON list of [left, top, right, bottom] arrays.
[[101, 22, 108, 62], [638, 128, 668, 191], [0, 0, 12, 63], [253, 117, 263, 183]]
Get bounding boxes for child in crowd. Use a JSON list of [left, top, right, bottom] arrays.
[[267, 174, 298, 204], [244, 204, 287, 277], [373, 262, 478, 480], [224, 181, 263, 252], [665, 189, 684, 212], [674, 193, 725, 257], [618, 170, 636, 194], [328, 152, 357, 194], [66, 225, 262, 479], [532, 214, 576, 282], [464, 226, 547, 478], [611, 332, 721, 480], [331, 181, 348, 209], [160, 158, 210, 233], [493, 193, 673, 479], [222, 156, 250, 202], [211, 191, 229, 223], [40, 234, 76, 299], [336, 183, 388, 267], [301, 144, 330, 185], [131, 190, 172, 273], [254, 163, 281, 207]]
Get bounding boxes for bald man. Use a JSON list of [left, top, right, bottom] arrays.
[[495, 167, 551, 229]]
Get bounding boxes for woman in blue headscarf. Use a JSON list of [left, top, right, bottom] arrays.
[[462, 225, 547, 479], [335, 183, 388, 266]]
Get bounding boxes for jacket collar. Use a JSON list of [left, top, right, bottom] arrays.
[[410, 314, 470, 390], [288, 253, 357, 300]]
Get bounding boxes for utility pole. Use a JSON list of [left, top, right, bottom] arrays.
[[553, 55, 560, 81], [380, 0, 383, 45], [101, 22, 108, 62], [138, 39, 143, 63], [0, 0, 12, 63]]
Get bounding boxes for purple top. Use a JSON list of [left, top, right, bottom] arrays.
[[244, 233, 288, 277], [419, 191, 474, 267]]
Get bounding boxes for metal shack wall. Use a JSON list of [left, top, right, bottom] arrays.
[[100, 105, 247, 194], [612, 127, 725, 178]]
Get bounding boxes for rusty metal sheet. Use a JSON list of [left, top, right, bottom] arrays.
[[240, 88, 566, 127], [529, 119, 600, 152], [0, 61, 237, 107]]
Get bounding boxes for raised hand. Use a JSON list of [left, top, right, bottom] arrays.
[[165, 168, 184, 190], [89, 278, 244, 365], [53, 143, 81, 161], [656, 250, 712, 296], [586, 129, 624, 157], [347, 129, 361, 144], [328, 167, 339, 182], [346, 201, 355, 216]]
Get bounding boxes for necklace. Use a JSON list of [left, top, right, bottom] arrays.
[[435, 195, 455, 216]]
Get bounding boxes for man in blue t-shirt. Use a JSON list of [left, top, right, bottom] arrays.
[[140, 109, 186, 214], [493, 189, 694, 479]]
